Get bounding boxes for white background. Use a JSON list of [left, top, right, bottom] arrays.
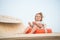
[[0, 0, 60, 32]]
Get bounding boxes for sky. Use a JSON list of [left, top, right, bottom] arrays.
[[0, 0, 60, 32]]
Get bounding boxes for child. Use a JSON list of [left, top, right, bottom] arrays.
[[25, 12, 52, 34], [25, 12, 45, 34]]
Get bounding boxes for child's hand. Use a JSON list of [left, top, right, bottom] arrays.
[[33, 22, 37, 25], [28, 22, 32, 27], [28, 22, 31, 25]]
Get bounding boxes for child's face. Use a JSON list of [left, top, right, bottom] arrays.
[[35, 14, 42, 21]]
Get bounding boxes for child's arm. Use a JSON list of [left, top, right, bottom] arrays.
[[33, 22, 44, 29]]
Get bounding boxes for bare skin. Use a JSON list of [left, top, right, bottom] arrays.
[[28, 22, 44, 34], [28, 13, 45, 34]]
